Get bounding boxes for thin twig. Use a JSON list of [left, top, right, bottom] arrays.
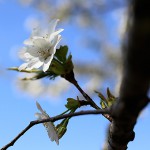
[[0, 109, 110, 150]]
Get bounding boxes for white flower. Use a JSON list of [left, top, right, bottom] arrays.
[[35, 101, 59, 145], [19, 19, 64, 72]]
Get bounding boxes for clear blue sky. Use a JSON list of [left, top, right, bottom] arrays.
[[0, 1, 150, 150]]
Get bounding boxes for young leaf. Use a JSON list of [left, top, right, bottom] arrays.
[[107, 87, 115, 99], [100, 101, 108, 109], [63, 54, 74, 74], [106, 88, 117, 107], [95, 91, 108, 104]]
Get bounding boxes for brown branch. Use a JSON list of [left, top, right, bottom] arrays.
[[107, 0, 150, 149], [0, 109, 110, 150]]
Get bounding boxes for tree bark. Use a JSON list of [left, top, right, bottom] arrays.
[[107, 0, 150, 149]]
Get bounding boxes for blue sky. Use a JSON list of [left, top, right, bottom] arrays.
[[0, 1, 150, 150]]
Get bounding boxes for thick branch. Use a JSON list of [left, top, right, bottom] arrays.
[[1, 109, 110, 150], [107, 0, 150, 149]]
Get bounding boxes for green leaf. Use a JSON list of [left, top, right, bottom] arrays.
[[55, 46, 68, 63]]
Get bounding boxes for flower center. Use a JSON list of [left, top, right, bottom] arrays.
[[38, 48, 51, 60]]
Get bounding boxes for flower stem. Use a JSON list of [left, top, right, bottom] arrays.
[[58, 109, 70, 116]]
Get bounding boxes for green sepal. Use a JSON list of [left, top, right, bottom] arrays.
[[56, 119, 69, 139], [65, 98, 80, 110], [50, 59, 66, 75], [50, 47, 74, 77], [55, 46, 68, 63], [8, 67, 42, 73], [63, 54, 74, 74]]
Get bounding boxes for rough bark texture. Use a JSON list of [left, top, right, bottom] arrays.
[[107, 0, 150, 149]]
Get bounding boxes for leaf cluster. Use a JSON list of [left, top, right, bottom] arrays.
[[95, 88, 117, 109]]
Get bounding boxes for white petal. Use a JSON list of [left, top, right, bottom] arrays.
[[35, 113, 59, 145], [55, 35, 62, 47], [48, 19, 59, 35], [32, 26, 42, 36], [35, 113, 46, 120], [18, 63, 28, 71], [32, 36, 46, 41], [19, 45, 39, 58], [25, 58, 43, 70], [25, 46, 40, 57], [24, 38, 34, 45], [43, 55, 53, 72], [32, 39, 45, 48], [49, 28, 64, 42], [21, 52, 34, 61], [35, 101, 49, 117], [51, 35, 62, 54], [24, 52, 33, 59], [31, 60, 43, 69], [36, 101, 45, 114], [35, 102, 59, 145], [19, 47, 31, 61], [46, 122, 59, 145]]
